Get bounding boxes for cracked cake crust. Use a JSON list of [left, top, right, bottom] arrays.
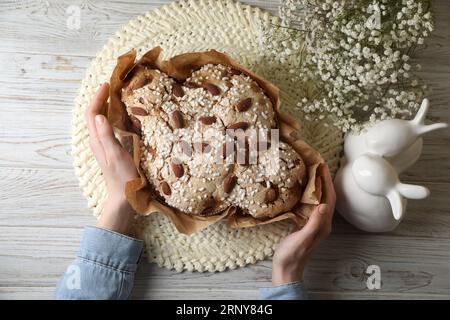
[[121, 64, 306, 218]]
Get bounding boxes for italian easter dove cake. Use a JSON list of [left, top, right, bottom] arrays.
[[103, 46, 325, 234], [121, 63, 307, 218]]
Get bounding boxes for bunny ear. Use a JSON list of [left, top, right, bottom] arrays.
[[411, 98, 448, 135], [396, 183, 430, 199], [412, 98, 429, 125], [416, 122, 449, 135], [387, 190, 405, 221]]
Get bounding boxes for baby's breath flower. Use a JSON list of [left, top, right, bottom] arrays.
[[262, 0, 433, 132]]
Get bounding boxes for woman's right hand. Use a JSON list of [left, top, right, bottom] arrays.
[[271, 164, 336, 285]]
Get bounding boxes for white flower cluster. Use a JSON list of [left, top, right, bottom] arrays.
[[261, 0, 434, 132]]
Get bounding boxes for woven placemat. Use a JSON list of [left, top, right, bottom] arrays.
[[71, 0, 343, 272]]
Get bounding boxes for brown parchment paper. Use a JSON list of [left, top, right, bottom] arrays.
[[107, 47, 326, 235]]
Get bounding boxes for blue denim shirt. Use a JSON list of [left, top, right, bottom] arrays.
[[54, 226, 306, 300]]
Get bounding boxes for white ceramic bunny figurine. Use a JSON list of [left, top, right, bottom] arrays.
[[334, 99, 448, 232]]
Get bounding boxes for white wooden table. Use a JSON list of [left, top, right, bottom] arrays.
[[1, 0, 449, 300]]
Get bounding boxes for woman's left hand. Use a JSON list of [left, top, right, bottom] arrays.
[[85, 83, 139, 235]]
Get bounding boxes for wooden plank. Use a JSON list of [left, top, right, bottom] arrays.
[[1, 0, 450, 301], [0, 0, 280, 57], [0, 50, 449, 182], [131, 288, 450, 300], [0, 51, 87, 169], [0, 123, 445, 179], [2, 0, 449, 59], [0, 109, 73, 169], [0, 286, 262, 300], [2, 225, 450, 297], [400, 144, 450, 184], [309, 291, 450, 300], [0, 165, 448, 234], [2, 286, 449, 300], [0, 167, 94, 227]]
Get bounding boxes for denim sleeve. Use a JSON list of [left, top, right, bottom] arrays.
[[54, 226, 144, 300], [260, 282, 308, 300]]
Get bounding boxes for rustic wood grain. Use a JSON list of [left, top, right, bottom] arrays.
[[3, 286, 450, 300], [1, 166, 449, 235], [0, 0, 280, 56], [0, 168, 94, 227], [0, 50, 448, 180], [2, 226, 450, 299], [0, 0, 449, 300]]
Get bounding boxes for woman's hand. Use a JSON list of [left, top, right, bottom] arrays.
[[85, 83, 139, 235], [272, 164, 336, 285]]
